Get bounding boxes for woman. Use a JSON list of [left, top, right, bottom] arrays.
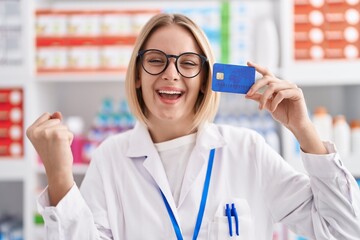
[[26, 13, 360, 239]]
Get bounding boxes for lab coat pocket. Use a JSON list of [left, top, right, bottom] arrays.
[[208, 199, 254, 240]]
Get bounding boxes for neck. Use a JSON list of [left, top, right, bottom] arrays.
[[148, 119, 196, 143]]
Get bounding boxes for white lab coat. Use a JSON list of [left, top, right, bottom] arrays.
[[38, 122, 360, 240]]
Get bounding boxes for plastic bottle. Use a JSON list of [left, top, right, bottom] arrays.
[[254, 17, 279, 70], [333, 115, 351, 158], [312, 106, 333, 141], [350, 119, 360, 155]]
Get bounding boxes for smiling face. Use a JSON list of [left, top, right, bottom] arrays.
[[136, 24, 205, 133]]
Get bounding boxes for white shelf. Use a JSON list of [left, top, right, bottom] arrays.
[[0, 159, 27, 181], [280, 62, 360, 86]]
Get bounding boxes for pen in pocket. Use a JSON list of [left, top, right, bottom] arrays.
[[225, 203, 240, 237]]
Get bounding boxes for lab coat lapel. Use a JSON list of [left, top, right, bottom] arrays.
[[126, 122, 179, 221], [178, 122, 226, 208]]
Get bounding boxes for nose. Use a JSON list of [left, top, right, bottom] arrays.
[[161, 58, 180, 80]]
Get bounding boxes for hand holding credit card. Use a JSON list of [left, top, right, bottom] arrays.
[[212, 63, 255, 94]]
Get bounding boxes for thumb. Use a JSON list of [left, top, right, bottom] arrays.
[[50, 111, 63, 121]]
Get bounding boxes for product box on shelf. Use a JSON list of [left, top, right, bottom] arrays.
[[280, 0, 360, 84], [35, 8, 161, 75], [0, 88, 23, 158]]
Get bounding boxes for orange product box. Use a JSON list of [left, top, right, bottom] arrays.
[[68, 12, 101, 37], [36, 11, 68, 37], [0, 106, 22, 123], [68, 45, 100, 70], [100, 45, 132, 70], [0, 89, 23, 106], [0, 139, 23, 157], [0, 122, 22, 141], [101, 13, 133, 36], [36, 46, 69, 71]]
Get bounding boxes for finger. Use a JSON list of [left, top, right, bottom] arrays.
[[247, 75, 277, 96], [31, 112, 52, 128], [259, 82, 293, 109], [33, 126, 73, 145], [32, 123, 68, 137], [246, 92, 273, 111], [270, 88, 302, 112], [37, 118, 62, 130], [50, 111, 63, 121], [245, 92, 262, 103], [247, 61, 275, 77]]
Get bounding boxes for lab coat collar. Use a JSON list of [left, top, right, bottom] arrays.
[[177, 122, 226, 207], [126, 122, 179, 221], [126, 121, 156, 158], [126, 121, 226, 219], [126, 121, 226, 158]]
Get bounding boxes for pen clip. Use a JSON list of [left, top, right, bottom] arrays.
[[225, 203, 232, 237], [231, 203, 239, 236]]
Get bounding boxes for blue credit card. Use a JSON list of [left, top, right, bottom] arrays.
[[212, 63, 255, 94]]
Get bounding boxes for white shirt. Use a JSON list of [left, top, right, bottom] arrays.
[[38, 122, 360, 240], [154, 133, 196, 206]]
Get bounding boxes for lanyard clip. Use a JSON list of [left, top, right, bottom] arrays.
[[225, 203, 240, 237]]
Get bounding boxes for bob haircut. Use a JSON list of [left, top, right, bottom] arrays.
[[125, 13, 220, 131]]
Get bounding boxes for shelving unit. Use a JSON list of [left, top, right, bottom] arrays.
[[279, 0, 360, 181], [0, 160, 27, 181], [1, 0, 360, 239]]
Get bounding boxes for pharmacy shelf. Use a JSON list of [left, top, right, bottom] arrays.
[[35, 73, 126, 82], [279, 0, 360, 86], [0, 159, 27, 181], [279, 62, 360, 86]]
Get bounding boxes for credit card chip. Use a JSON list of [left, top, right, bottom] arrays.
[[216, 72, 224, 80]]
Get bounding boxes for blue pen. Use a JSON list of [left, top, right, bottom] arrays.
[[225, 204, 232, 237], [231, 203, 239, 236]]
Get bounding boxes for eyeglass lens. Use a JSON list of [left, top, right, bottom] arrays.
[[140, 50, 204, 78]]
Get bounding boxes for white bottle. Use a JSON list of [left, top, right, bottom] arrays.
[[350, 120, 360, 155], [333, 115, 351, 158], [312, 106, 333, 141], [254, 17, 279, 70]]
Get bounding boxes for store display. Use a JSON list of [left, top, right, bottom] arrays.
[[35, 9, 160, 74], [0, 88, 23, 158], [293, 0, 360, 60], [0, 0, 22, 66]]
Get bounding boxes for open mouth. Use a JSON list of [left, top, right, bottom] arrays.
[[157, 90, 183, 100]]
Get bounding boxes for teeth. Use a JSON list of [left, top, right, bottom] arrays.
[[158, 90, 182, 95]]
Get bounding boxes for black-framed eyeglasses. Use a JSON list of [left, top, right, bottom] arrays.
[[137, 49, 208, 78]]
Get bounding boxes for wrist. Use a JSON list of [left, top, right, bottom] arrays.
[[47, 171, 74, 206], [290, 121, 328, 154]]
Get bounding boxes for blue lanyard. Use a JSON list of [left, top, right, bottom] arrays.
[[160, 148, 215, 240]]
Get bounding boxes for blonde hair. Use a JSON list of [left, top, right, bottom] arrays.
[[125, 13, 220, 131]]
